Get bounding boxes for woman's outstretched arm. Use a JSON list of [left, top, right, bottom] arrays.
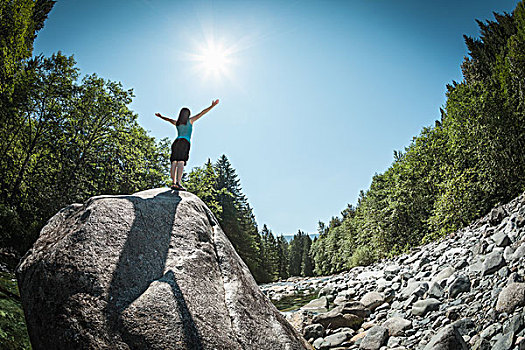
[[189, 99, 219, 124], [155, 112, 177, 125]]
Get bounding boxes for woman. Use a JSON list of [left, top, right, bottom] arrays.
[[155, 99, 219, 190]]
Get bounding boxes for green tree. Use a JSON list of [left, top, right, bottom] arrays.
[[260, 224, 279, 282], [0, 53, 169, 251], [0, 0, 54, 96], [287, 230, 314, 277], [276, 235, 289, 279]]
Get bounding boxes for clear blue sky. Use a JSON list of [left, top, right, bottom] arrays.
[[34, 0, 519, 237]]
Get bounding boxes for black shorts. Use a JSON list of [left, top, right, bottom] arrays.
[[170, 138, 190, 164]]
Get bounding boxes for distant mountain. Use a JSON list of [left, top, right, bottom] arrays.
[[279, 233, 319, 242]]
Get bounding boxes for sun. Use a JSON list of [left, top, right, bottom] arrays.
[[190, 40, 234, 81]]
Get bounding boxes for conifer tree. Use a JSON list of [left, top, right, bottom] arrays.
[[301, 234, 314, 277], [213, 155, 264, 281], [261, 224, 279, 281], [288, 230, 304, 276], [276, 235, 290, 279]]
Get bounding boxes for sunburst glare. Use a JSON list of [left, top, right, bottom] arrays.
[[186, 37, 237, 82]]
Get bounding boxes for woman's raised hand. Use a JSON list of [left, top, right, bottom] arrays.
[[211, 99, 219, 107], [155, 112, 162, 118]]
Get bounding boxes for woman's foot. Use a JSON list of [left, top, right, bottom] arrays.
[[173, 183, 186, 191]]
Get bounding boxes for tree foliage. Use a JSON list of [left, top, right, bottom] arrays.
[[312, 1, 525, 275], [0, 52, 169, 251]]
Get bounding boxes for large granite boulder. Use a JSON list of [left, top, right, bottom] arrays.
[[17, 188, 312, 350]]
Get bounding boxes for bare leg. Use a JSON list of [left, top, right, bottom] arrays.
[[170, 161, 177, 184], [176, 161, 185, 185]]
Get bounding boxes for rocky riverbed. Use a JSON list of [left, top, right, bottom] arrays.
[[260, 191, 525, 350]]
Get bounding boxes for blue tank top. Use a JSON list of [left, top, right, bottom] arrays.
[[176, 122, 193, 143]]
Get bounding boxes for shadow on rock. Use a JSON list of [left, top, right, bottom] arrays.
[[104, 190, 203, 349]]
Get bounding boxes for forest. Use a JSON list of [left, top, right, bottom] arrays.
[[2, 0, 525, 288], [310, 1, 525, 275], [3, 0, 523, 347]]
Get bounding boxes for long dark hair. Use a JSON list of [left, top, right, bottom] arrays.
[[176, 108, 190, 126]]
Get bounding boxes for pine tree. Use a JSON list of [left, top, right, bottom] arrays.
[[184, 159, 222, 218], [214, 155, 263, 281], [301, 234, 314, 277], [276, 235, 290, 279], [288, 230, 305, 276], [261, 224, 279, 281]]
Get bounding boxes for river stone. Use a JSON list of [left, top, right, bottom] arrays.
[[492, 331, 514, 350], [301, 296, 329, 313], [469, 258, 484, 274], [312, 337, 325, 349], [400, 281, 429, 299], [412, 298, 441, 316], [304, 323, 324, 340], [492, 231, 511, 247], [490, 207, 507, 225], [504, 246, 515, 261], [333, 293, 350, 305], [385, 264, 400, 275], [471, 336, 492, 350], [495, 282, 525, 313], [313, 305, 364, 330], [340, 301, 371, 319], [321, 331, 352, 348], [512, 243, 525, 260], [482, 251, 506, 276], [381, 316, 411, 336], [360, 292, 385, 311], [427, 282, 444, 299], [503, 313, 523, 335], [423, 324, 468, 350], [433, 266, 455, 285], [318, 285, 335, 297], [16, 189, 312, 350], [447, 275, 471, 298], [359, 325, 388, 350]]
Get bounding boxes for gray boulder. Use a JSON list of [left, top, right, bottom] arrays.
[[492, 331, 514, 350], [301, 296, 329, 313], [340, 300, 371, 319], [432, 266, 455, 285], [359, 325, 388, 350], [313, 303, 365, 330], [317, 331, 353, 348], [400, 281, 429, 299], [492, 231, 511, 247], [490, 206, 507, 226], [360, 292, 385, 311], [381, 316, 411, 336], [303, 323, 324, 340], [412, 298, 441, 316], [427, 282, 444, 299], [496, 282, 525, 314], [423, 324, 468, 350], [482, 250, 506, 276], [447, 275, 471, 298], [512, 243, 525, 260], [16, 189, 311, 350]]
